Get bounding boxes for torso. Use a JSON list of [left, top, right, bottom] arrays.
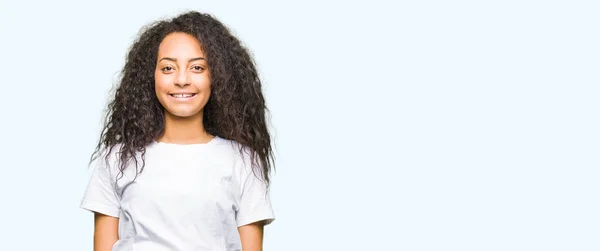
[[110, 136, 245, 251]]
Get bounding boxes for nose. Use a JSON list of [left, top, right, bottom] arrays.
[[175, 70, 190, 87]]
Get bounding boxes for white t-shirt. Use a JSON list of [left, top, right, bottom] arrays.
[[80, 136, 275, 251]]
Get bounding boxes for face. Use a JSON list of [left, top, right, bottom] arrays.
[[155, 32, 210, 119]]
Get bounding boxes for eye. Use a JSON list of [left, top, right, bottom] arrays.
[[161, 66, 174, 72], [191, 65, 204, 72]]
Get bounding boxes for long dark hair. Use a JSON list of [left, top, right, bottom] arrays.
[[91, 11, 274, 186]]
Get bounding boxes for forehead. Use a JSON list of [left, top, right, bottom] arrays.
[[157, 32, 205, 56]]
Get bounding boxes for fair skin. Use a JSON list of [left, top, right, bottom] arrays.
[[93, 32, 266, 250]]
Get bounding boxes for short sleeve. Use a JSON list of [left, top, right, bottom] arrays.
[[235, 160, 275, 227], [80, 157, 121, 218]]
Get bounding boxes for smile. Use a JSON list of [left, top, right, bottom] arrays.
[[169, 93, 197, 98]]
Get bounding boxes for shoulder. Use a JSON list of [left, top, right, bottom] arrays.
[[211, 137, 257, 173], [90, 144, 131, 174], [211, 136, 251, 160]]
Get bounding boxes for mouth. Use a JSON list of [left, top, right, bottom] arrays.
[[169, 93, 197, 98]]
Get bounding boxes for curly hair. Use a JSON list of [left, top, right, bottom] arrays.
[[90, 11, 274, 186]]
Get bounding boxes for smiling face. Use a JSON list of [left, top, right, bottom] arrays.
[[154, 32, 211, 119]]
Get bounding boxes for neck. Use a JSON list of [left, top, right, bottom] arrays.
[[158, 111, 213, 144]]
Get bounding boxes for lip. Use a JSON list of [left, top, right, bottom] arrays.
[[168, 92, 198, 101]]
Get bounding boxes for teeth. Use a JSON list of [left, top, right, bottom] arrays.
[[172, 94, 194, 98]]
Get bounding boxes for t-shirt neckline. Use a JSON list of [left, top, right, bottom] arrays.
[[153, 136, 221, 147]]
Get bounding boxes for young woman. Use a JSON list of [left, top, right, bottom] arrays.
[[80, 11, 275, 251]]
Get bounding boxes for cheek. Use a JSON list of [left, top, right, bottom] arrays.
[[154, 73, 169, 92], [154, 74, 166, 91], [200, 82, 211, 93], [193, 75, 211, 92], [154, 74, 171, 108]]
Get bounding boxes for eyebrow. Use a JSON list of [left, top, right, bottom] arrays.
[[159, 57, 206, 63]]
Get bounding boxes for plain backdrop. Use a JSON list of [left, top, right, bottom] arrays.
[[0, 0, 598, 250]]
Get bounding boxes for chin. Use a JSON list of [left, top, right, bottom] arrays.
[[166, 109, 203, 118]]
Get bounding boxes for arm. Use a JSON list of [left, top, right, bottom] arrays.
[[93, 212, 119, 251], [238, 221, 265, 251]]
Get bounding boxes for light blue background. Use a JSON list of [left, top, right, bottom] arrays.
[[0, 0, 598, 250]]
